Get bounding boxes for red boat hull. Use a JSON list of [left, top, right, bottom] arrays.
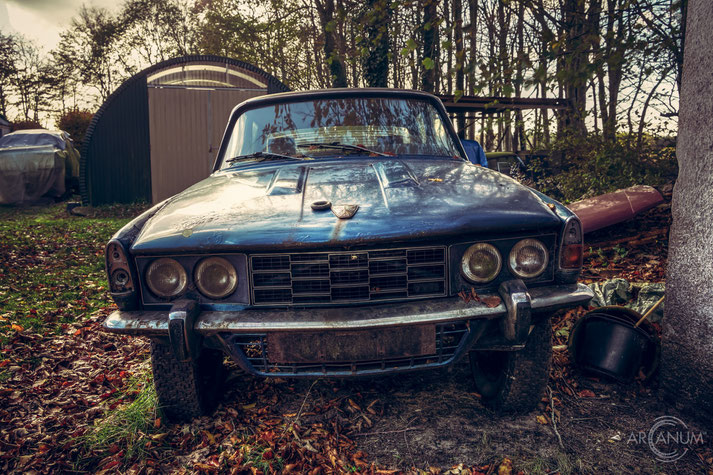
[[568, 185, 664, 234]]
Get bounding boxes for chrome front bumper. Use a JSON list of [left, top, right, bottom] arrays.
[[103, 283, 593, 336], [104, 282, 593, 377]]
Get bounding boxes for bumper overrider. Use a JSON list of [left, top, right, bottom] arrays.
[[103, 280, 593, 377]]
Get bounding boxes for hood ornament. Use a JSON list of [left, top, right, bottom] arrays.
[[332, 204, 359, 219], [311, 200, 332, 211]]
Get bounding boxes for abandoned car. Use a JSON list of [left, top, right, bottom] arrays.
[[102, 89, 593, 421], [0, 129, 80, 204]]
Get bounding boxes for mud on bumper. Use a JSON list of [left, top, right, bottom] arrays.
[[103, 282, 593, 377]]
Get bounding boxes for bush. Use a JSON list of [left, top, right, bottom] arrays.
[[56, 108, 93, 147], [11, 119, 43, 131], [525, 133, 678, 203]]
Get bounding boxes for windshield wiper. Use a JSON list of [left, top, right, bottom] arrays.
[[225, 151, 306, 164], [298, 142, 389, 157]]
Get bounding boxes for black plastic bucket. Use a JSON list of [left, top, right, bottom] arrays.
[[568, 306, 660, 383]]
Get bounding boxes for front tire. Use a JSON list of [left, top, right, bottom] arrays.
[[150, 339, 226, 422], [470, 318, 552, 413]]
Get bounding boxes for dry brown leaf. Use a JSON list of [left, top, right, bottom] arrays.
[[497, 457, 513, 475], [481, 296, 502, 308]]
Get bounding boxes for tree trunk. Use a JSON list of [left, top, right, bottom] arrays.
[[558, 0, 588, 137], [420, 0, 438, 92], [661, 0, 713, 424], [315, 0, 348, 88], [497, 0, 511, 150], [362, 0, 391, 87], [677, 0, 687, 92], [467, 0, 477, 97], [603, 0, 626, 144], [514, 1, 525, 151], [454, 0, 465, 137], [444, 0, 452, 95]]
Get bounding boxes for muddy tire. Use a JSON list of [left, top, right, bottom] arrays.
[[150, 339, 226, 422], [469, 318, 552, 413]]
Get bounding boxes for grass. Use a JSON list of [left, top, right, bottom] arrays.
[[0, 201, 159, 469], [0, 201, 147, 346], [242, 446, 286, 472], [520, 452, 577, 475], [77, 361, 162, 469]]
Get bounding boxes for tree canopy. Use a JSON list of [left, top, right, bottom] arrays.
[[0, 0, 684, 161]]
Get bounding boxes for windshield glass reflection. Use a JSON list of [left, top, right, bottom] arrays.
[[220, 97, 462, 166]]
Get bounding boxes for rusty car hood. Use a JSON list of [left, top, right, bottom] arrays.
[[131, 158, 562, 253]]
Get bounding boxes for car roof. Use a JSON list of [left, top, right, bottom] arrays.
[[5, 129, 65, 138], [233, 88, 445, 112]]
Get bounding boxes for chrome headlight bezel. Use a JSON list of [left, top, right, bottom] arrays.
[[461, 242, 502, 283], [145, 257, 188, 298], [194, 256, 238, 299], [508, 238, 549, 279]]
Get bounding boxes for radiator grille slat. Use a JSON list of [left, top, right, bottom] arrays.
[[251, 246, 447, 305]]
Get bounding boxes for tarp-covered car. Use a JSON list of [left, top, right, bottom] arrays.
[[102, 89, 593, 421], [0, 129, 81, 204]]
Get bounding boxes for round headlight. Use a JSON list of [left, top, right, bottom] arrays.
[[195, 257, 238, 299], [461, 243, 502, 283], [145, 258, 187, 298], [509, 239, 548, 278]]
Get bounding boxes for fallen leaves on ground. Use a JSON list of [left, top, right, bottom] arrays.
[[1, 191, 696, 474], [580, 198, 671, 284], [0, 311, 148, 472], [497, 457, 513, 475]]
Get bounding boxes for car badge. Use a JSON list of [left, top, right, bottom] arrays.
[[332, 204, 359, 219]]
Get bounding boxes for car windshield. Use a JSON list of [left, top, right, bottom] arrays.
[[220, 96, 463, 167]]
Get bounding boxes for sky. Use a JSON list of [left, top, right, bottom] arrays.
[[0, 0, 119, 52]]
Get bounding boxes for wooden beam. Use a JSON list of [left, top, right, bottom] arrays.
[[438, 94, 572, 113]]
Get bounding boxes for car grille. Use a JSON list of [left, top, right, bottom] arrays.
[[250, 246, 447, 305], [223, 321, 469, 376]]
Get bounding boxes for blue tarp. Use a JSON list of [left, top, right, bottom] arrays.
[[461, 139, 488, 167]]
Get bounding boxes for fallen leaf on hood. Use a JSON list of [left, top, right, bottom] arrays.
[[470, 287, 481, 302]]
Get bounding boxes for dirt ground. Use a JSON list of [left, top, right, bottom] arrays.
[[219, 330, 711, 474]]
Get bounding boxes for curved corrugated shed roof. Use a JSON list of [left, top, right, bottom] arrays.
[[80, 55, 289, 205]]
